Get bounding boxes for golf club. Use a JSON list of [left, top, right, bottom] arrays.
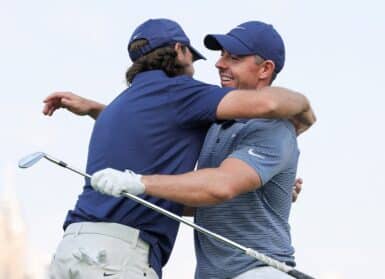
[[18, 151, 314, 279]]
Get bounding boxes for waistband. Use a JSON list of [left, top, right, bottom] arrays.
[[64, 222, 142, 247]]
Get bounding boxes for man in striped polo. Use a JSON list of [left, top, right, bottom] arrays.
[[43, 19, 314, 279], [92, 21, 304, 278]]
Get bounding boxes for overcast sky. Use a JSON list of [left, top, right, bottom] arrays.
[[1, 0, 384, 278]]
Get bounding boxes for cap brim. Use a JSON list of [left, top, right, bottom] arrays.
[[188, 45, 206, 61], [204, 34, 252, 55]]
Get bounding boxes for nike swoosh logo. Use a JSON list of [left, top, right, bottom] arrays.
[[233, 26, 246, 30], [103, 273, 115, 277], [248, 148, 265, 159], [132, 33, 141, 40]]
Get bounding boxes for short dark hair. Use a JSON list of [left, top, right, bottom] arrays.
[[125, 39, 187, 85]]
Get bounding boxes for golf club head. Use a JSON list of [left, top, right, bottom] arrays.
[[18, 152, 46, 168]]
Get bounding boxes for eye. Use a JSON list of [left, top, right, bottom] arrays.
[[230, 55, 241, 61]]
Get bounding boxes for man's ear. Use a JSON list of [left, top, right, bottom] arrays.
[[259, 60, 275, 80], [174, 42, 186, 62], [174, 42, 183, 52]]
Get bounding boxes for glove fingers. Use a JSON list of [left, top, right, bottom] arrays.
[[91, 168, 144, 197], [91, 171, 104, 187], [104, 181, 116, 197], [98, 177, 110, 194], [112, 186, 122, 197]]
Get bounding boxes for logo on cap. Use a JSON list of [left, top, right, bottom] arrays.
[[132, 33, 141, 40], [233, 26, 246, 30]]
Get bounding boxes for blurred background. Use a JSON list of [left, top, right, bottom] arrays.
[[1, 0, 384, 278]]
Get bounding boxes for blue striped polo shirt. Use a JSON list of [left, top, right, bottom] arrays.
[[194, 118, 299, 279]]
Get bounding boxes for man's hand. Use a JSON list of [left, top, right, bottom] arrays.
[[42, 91, 105, 119], [292, 177, 303, 202], [91, 168, 145, 197], [290, 107, 316, 135]]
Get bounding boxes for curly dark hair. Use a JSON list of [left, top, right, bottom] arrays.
[[125, 39, 188, 84]]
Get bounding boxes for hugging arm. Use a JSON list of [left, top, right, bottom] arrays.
[[42, 91, 106, 119], [217, 86, 316, 134]]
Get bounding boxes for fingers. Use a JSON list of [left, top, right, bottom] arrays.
[[92, 170, 113, 196], [61, 97, 73, 107], [91, 168, 123, 197], [289, 116, 309, 136], [43, 91, 75, 103], [91, 169, 113, 190], [111, 185, 123, 197], [60, 97, 76, 112], [42, 100, 62, 116], [293, 107, 316, 135], [91, 170, 105, 189], [305, 109, 316, 126], [308, 108, 317, 124], [98, 176, 110, 194], [292, 178, 303, 202], [43, 92, 71, 116], [42, 102, 52, 115], [295, 120, 311, 135], [294, 178, 303, 194], [43, 92, 77, 116], [295, 177, 303, 185], [297, 126, 308, 135], [91, 168, 144, 197]]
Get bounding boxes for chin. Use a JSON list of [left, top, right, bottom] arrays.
[[221, 81, 236, 88]]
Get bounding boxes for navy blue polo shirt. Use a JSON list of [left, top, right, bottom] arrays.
[[64, 70, 232, 278]]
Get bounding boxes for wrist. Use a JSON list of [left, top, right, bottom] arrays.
[[140, 175, 149, 193], [88, 100, 105, 119]]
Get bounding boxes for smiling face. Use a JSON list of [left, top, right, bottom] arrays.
[[215, 50, 274, 89]]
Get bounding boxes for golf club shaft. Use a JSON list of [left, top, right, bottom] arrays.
[[41, 155, 314, 278], [44, 154, 87, 178]]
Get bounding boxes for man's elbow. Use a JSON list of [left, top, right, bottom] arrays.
[[260, 98, 279, 117], [208, 173, 261, 205], [209, 183, 238, 204]]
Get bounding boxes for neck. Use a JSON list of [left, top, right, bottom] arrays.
[[245, 80, 270, 90]]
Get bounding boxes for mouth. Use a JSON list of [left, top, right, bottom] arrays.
[[220, 73, 234, 86]]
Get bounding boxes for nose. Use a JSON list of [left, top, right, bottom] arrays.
[[215, 56, 227, 70]]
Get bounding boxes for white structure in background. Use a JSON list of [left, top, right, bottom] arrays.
[[0, 165, 29, 279]]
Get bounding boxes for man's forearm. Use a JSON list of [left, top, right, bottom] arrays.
[[142, 158, 260, 206], [216, 86, 310, 120], [258, 86, 310, 118], [142, 168, 235, 207], [91, 159, 261, 205]]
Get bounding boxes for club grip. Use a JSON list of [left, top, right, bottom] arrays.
[[58, 161, 68, 167], [288, 269, 315, 279]]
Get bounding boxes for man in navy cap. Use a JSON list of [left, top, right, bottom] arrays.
[[45, 19, 314, 278], [91, 21, 304, 278]]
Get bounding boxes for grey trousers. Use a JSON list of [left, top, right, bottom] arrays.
[[49, 222, 158, 279]]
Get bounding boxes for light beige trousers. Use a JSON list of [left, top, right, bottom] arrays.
[[49, 222, 158, 279]]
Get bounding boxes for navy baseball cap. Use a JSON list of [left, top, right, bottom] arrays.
[[128, 18, 206, 62], [204, 21, 285, 73]]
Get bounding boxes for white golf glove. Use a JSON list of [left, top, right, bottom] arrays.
[[91, 168, 145, 197]]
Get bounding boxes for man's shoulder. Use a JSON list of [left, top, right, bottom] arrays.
[[173, 75, 220, 89], [236, 119, 296, 147]]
